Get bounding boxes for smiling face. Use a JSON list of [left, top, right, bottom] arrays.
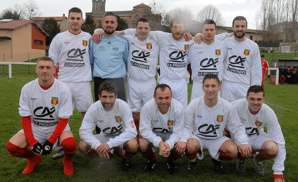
[[202, 78, 221, 101], [246, 92, 265, 112], [99, 90, 117, 111], [154, 87, 172, 114], [68, 12, 84, 34], [102, 15, 118, 36], [232, 20, 247, 39]]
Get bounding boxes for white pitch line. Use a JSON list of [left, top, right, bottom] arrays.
[[265, 101, 298, 114]]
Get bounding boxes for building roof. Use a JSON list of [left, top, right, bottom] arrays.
[[133, 3, 151, 9], [32, 14, 67, 21], [0, 20, 48, 36]]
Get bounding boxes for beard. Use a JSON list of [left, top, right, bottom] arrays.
[[101, 102, 115, 110], [104, 29, 115, 35], [234, 30, 246, 39]]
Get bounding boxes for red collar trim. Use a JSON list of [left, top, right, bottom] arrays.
[[68, 29, 81, 35], [40, 81, 54, 90]]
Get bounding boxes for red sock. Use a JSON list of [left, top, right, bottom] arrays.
[[61, 137, 77, 159], [238, 152, 248, 160], [141, 148, 156, 162], [224, 129, 231, 138], [134, 119, 139, 133], [255, 150, 277, 162], [219, 152, 233, 161], [186, 149, 198, 160], [123, 150, 137, 160], [166, 149, 181, 162], [6, 141, 36, 160]]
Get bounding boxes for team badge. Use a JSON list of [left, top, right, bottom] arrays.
[[167, 120, 174, 126], [255, 120, 263, 127], [216, 115, 224, 123], [184, 44, 190, 51], [215, 49, 221, 56], [129, 120, 135, 128], [82, 40, 88, 47], [51, 97, 58, 106], [244, 49, 250, 56], [115, 116, 123, 123], [146, 43, 152, 50]]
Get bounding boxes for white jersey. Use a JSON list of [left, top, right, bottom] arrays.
[[232, 99, 286, 174], [180, 96, 248, 146], [218, 35, 262, 85], [188, 39, 226, 82], [49, 30, 92, 82], [79, 99, 137, 150], [19, 79, 72, 134], [139, 98, 184, 150], [125, 34, 159, 80]]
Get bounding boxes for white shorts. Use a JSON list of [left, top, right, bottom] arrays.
[[63, 81, 93, 112], [127, 77, 156, 112], [248, 132, 271, 150], [159, 77, 188, 107], [221, 80, 249, 102], [19, 123, 71, 151], [190, 135, 230, 160]]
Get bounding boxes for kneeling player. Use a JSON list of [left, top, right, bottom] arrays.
[[180, 74, 251, 174], [78, 80, 138, 171], [232, 85, 286, 182], [139, 84, 184, 174], [6, 56, 77, 175]]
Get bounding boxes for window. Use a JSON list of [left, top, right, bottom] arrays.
[[250, 35, 253, 40], [135, 15, 139, 19], [34, 40, 43, 45]]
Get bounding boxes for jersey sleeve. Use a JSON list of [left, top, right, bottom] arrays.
[[179, 103, 194, 142], [18, 85, 32, 117], [215, 33, 231, 41], [49, 35, 61, 66], [250, 44, 262, 85]]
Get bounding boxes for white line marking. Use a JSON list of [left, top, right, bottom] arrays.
[[265, 101, 298, 114]]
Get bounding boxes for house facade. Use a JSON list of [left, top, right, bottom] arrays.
[[32, 14, 68, 32]]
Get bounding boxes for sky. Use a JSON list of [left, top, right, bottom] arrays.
[[0, 0, 262, 29]]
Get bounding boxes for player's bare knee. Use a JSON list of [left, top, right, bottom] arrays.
[[139, 138, 150, 152], [186, 138, 200, 153], [263, 140, 278, 155], [78, 140, 88, 154], [125, 138, 139, 152]]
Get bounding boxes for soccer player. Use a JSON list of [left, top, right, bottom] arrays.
[[6, 56, 77, 176], [233, 85, 286, 182], [139, 84, 184, 174], [180, 74, 251, 175], [261, 55, 270, 87], [89, 12, 129, 102], [188, 19, 226, 100], [78, 80, 138, 171]]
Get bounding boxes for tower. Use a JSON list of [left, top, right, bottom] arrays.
[[92, 0, 105, 14]]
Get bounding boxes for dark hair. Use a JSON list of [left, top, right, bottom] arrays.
[[154, 84, 172, 96], [136, 17, 149, 27], [261, 55, 265, 58], [232, 16, 247, 27], [170, 16, 184, 28], [203, 74, 220, 85], [69, 7, 82, 17], [99, 80, 118, 96], [203, 19, 216, 28], [103, 12, 117, 21], [247, 85, 265, 97], [37, 56, 54, 66]]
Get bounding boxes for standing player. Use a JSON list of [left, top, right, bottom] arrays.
[[188, 19, 226, 100], [180, 74, 251, 175], [6, 56, 77, 176], [261, 55, 270, 87], [78, 80, 138, 171], [139, 84, 184, 174], [233, 86, 286, 182]]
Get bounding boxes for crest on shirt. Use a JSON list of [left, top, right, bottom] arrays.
[[115, 116, 123, 123], [216, 115, 224, 123], [215, 49, 221, 56], [244, 49, 250, 56], [146, 43, 152, 50], [184, 44, 190, 51], [51, 97, 58, 106], [167, 120, 174, 126], [82, 40, 88, 47], [255, 120, 263, 127]]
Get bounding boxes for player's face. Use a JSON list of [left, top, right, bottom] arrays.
[[202, 24, 217, 42], [99, 90, 117, 111], [171, 22, 184, 40], [202, 79, 221, 101], [68, 12, 84, 33], [154, 87, 172, 114], [102, 16, 118, 35], [35, 60, 55, 82], [246, 92, 265, 112], [232, 20, 247, 39], [136, 21, 150, 41]]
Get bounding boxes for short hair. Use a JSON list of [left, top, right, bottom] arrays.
[[37, 56, 54, 66], [98, 80, 118, 96], [68, 7, 82, 17], [232, 16, 247, 27], [247, 85, 265, 97], [136, 17, 149, 27], [154, 84, 172, 96], [103, 12, 117, 21], [203, 19, 216, 28], [170, 16, 184, 28], [202, 74, 220, 85], [261, 55, 265, 58]]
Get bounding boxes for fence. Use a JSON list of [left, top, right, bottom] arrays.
[[0, 62, 37, 78]]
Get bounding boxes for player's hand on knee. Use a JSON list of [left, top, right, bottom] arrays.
[[41, 140, 54, 155], [31, 142, 44, 154], [238, 144, 252, 158], [175, 141, 186, 155]]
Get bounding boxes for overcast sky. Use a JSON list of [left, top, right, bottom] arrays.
[[0, 0, 262, 29]]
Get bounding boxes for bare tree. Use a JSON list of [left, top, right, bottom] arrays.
[[23, 0, 41, 20], [164, 7, 194, 27], [196, 4, 223, 26]]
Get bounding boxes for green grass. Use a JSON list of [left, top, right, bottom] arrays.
[[0, 59, 297, 181]]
